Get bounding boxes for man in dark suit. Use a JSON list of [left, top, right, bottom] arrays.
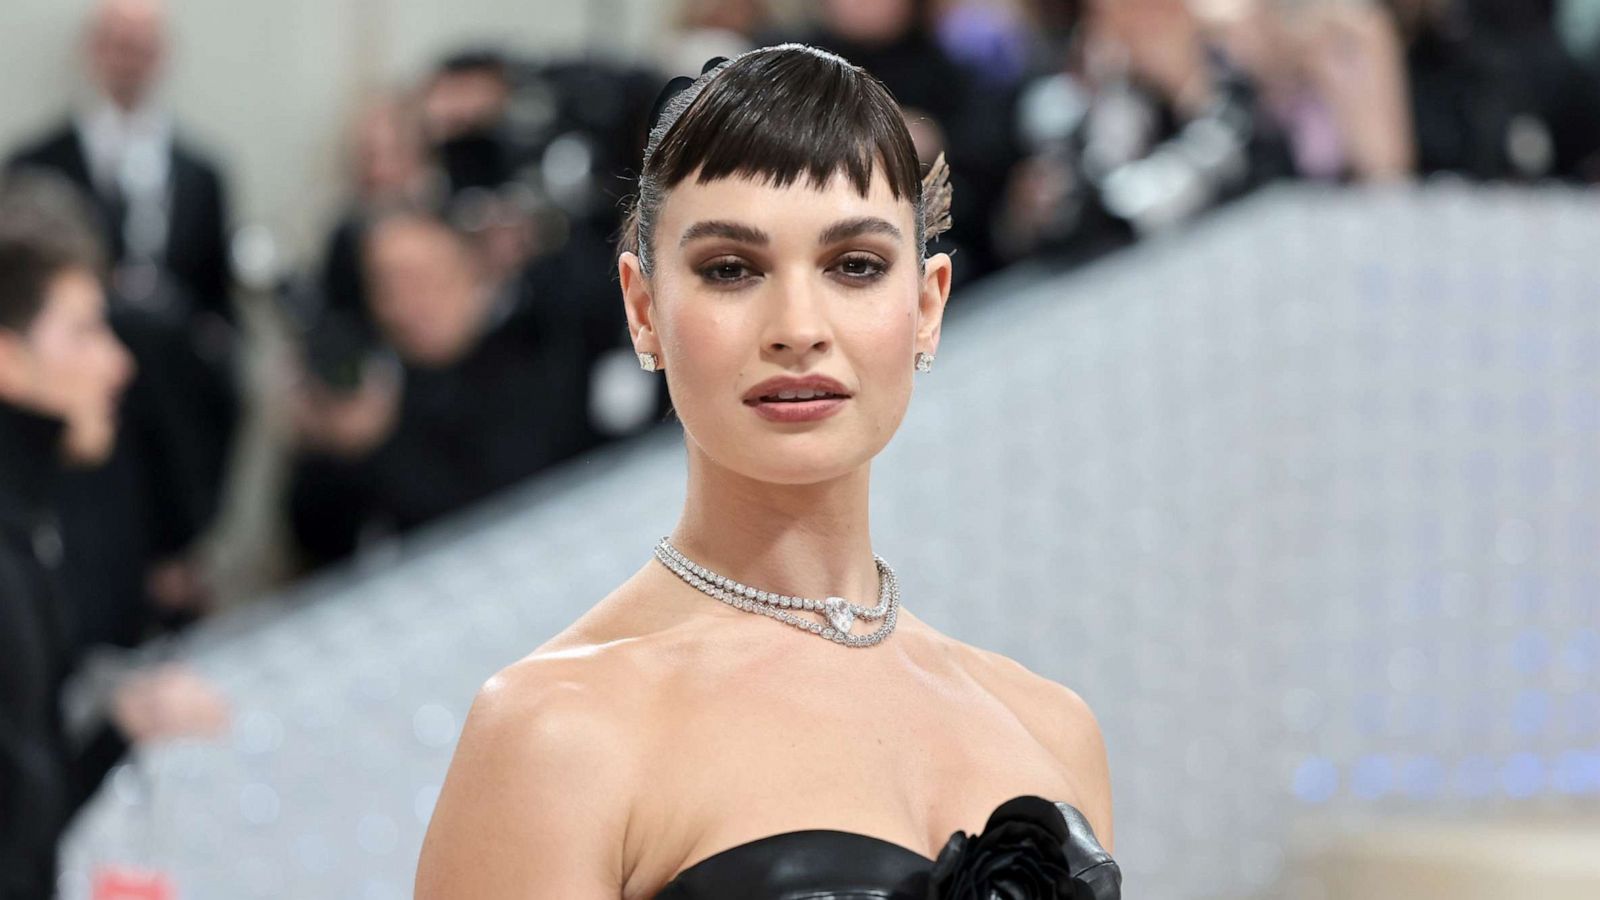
[[5, 0, 238, 642], [6, 0, 231, 323]]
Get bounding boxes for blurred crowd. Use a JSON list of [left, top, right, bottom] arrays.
[[3, 0, 1600, 894]]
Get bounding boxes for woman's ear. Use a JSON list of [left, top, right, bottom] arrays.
[[917, 252, 952, 356], [619, 251, 661, 360]]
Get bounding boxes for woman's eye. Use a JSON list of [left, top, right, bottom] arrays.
[[833, 254, 888, 281], [698, 258, 754, 284]]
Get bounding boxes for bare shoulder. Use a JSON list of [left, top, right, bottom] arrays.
[[958, 641, 1107, 766], [933, 629, 1115, 851], [414, 638, 649, 898], [468, 636, 653, 750]]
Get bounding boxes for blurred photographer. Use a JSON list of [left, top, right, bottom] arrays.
[[423, 50, 517, 195], [286, 209, 597, 569], [999, 0, 1292, 261], [315, 92, 442, 334], [1207, 0, 1416, 182]]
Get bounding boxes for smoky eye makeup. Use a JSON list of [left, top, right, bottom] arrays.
[[829, 252, 891, 283], [695, 255, 759, 287], [690, 251, 894, 289]]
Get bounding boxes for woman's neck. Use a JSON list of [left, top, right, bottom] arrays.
[[670, 443, 881, 609]]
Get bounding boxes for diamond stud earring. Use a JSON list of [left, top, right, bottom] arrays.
[[914, 351, 934, 373], [638, 351, 659, 372]]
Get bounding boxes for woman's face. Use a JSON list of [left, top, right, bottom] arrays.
[[621, 168, 950, 486]]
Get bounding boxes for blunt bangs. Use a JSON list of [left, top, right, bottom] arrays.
[[651, 45, 922, 203]]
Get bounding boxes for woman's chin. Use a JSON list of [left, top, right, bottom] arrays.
[[733, 440, 874, 486], [686, 415, 884, 484]]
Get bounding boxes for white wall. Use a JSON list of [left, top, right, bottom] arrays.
[[0, 0, 670, 264]]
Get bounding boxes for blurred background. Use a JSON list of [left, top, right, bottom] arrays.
[[0, 0, 1597, 898]]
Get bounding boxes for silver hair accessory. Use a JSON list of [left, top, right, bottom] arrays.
[[638, 351, 659, 372], [652, 537, 899, 647], [915, 351, 935, 373]]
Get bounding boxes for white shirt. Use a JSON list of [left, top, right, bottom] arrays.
[[74, 98, 174, 263]]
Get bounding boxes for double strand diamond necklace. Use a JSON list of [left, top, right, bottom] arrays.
[[652, 537, 900, 647]]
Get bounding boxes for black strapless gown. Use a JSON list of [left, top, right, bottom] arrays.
[[654, 795, 1120, 899]]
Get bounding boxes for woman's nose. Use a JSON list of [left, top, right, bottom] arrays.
[[763, 273, 831, 357]]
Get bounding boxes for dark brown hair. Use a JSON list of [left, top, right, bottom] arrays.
[[620, 44, 951, 274], [0, 172, 105, 331]]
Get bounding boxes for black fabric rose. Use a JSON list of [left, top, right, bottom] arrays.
[[926, 796, 1095, 900]]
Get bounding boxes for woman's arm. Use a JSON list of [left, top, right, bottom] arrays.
[[416, 657, 634, 898]]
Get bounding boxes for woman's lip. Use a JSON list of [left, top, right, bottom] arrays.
[[747, 396, 849, 423], [741, 375, 852, 403]]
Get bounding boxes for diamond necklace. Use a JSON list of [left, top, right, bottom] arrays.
[[652, 537, 900, 647]]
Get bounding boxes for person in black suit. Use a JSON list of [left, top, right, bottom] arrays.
[[0, 201, 228, 900], [4, 0, 238, 642], [287, 209, 600, 569], [6, 0, 231, 323]]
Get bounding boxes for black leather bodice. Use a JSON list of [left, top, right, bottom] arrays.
[[654, 797, 1120, 899]]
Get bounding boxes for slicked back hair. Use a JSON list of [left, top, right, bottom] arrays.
[[621, 44, 936, 275]]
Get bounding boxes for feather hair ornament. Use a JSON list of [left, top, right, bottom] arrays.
[[921, 151, 954, 245]]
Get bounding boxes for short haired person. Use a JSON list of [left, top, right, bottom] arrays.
[[0, 222, 228, 899], [288, 209, 597, 568], [416, 46, 1120, 899], [422, 50, 515, 193]]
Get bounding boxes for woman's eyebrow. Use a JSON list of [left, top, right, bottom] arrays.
[[680, 220, 770, 247], [818, 216, 903, 246]]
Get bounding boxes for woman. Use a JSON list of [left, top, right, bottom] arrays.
[[416, 44, 1120, 899]]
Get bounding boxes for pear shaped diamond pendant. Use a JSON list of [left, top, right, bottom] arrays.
[[653, 538, 898, 648], [822, 597, 857, 634]]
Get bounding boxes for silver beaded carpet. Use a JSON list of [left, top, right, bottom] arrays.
[[61, 184, 1600, 899]]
